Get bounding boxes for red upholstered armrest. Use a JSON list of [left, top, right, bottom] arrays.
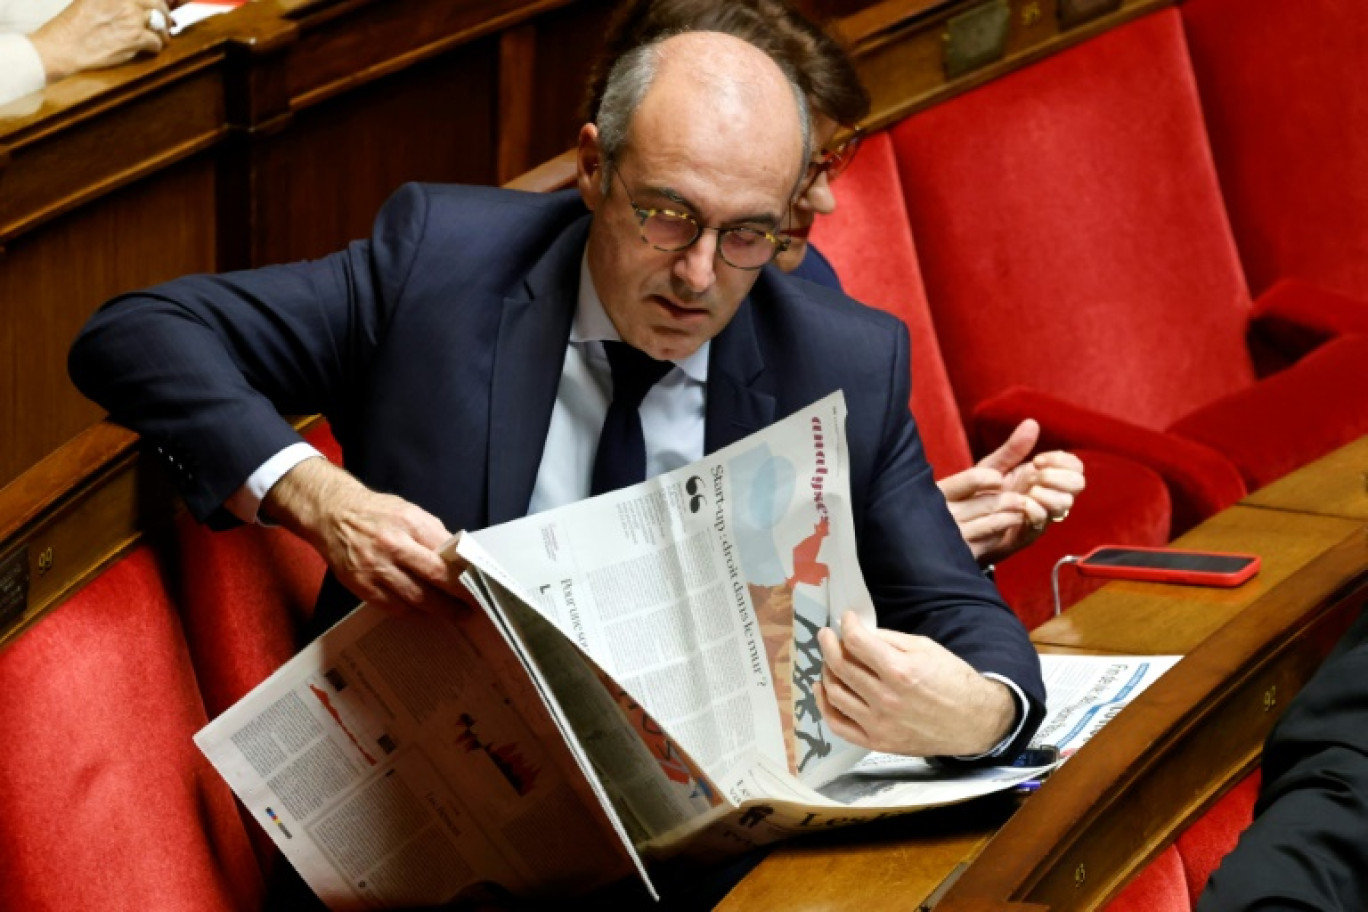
[[1169, 334, 1368, 490], [974, 387, 1246, 533], [1249, 279, 1368, 364]]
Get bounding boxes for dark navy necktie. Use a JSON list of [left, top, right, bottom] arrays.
[[591, 341, 674, 496]]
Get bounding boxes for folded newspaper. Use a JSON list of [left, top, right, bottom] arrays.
[[194, 392, 1176, 909]]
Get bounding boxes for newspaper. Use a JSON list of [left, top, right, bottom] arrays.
[[1030, 653, 1182, 760], [812, 653, 1183, 808], [193, 393, 1176, 907]]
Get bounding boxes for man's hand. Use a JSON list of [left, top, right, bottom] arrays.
[[263, 457, 471, 617], [816, 613, 1016, 757], [30, 0, 175, 83], [937, 419, 1085, 566]]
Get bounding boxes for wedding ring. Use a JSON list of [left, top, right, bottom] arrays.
[[1051, 508, 1070, 524]]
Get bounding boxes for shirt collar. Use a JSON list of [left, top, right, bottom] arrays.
[[574, 249, 710, 384]]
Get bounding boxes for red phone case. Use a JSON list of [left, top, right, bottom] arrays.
[[1073, 546, 1261, 587]]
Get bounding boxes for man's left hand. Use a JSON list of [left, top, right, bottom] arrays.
[[816, 612, 1017, 757]]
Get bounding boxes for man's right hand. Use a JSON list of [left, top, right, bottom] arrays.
[[262, 457, 471, 616]]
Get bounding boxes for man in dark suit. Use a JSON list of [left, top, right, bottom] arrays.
[[69, 30, 1043, 761], [1197, 606, 1368, 911]]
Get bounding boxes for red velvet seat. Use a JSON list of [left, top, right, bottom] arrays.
[[886, 8, 1368, 533], [1105, 844, 1192, 912], [1175, 771, 1261, 903], [1181, 0, 1368, 302], [0, 546, 262, 912], [810, 132, 1172, 626], [174, 421, 337, 719]]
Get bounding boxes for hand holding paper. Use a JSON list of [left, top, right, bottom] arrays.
[[264, 456, 471, 617], [816, 612, 1016, 757]]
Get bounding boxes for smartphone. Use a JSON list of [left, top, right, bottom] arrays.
[[1074, 546, 1260, 587]]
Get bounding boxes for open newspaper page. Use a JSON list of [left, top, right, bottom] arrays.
[[461, 391, 875, 799], [193, 602, 645, 910], [449, 394, 1146, 861]]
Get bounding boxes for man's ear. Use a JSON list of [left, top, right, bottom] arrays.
[[577, 123, 605, 211]]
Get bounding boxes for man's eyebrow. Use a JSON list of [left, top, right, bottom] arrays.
[[643, 184, 781, 229]]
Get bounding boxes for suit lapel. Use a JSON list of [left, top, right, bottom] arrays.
[[486, 217, 590, 524], [705, 295, 775, 454]]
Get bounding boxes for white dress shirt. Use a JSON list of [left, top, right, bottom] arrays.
[[527, 252, 708, 514]]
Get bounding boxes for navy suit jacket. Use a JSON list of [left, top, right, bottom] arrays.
[[70, 182, 1045, 754]]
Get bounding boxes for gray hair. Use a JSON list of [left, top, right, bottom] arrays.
[[595, 33, 813, 196]]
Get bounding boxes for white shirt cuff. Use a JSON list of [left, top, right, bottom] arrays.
[[956, 672, 1031, 761], [0, 35, 47, 107], [225, 443, 324, 524]]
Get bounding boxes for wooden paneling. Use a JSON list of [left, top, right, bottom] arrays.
[[520, 0, 619, 170], [0, 156, 217, 487], [836, 0, 1174, 133], [250, 41, 500, 265], [0, 0, 603, 487]]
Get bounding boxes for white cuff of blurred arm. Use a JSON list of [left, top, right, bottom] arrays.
[[0, 35, 47, 107]]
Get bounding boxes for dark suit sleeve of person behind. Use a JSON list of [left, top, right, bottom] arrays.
[[1197, 607, 1368, 912], [757, 271, 1046, 761]]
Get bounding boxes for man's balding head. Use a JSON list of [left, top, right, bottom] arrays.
[[594, 30, 811, 195]]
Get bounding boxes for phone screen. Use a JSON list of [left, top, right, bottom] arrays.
[[1083, 548, 1255, 574]]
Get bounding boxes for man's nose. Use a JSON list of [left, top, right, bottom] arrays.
[[674, 231, 718, 293]]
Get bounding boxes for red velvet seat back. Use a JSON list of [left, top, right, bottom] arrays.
[[808, 132, 974, 477], [174, 421, 336, 719], [0, 546, 261, 912], [807, 133, 1173, 628], [1182, 0, 1368, 300], [889, 9, 1255, 432]]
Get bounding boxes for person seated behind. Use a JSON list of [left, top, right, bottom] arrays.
[[0, 0, 176, 108], [583, 0, 1086, 571], [70, 30, 1044, 762], [1197, 605, 1368, 911]]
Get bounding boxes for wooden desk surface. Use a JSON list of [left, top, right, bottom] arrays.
[[1242, 435, 1368, 521]]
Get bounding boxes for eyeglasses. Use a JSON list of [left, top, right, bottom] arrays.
[[801, 127, 864, 195], [612, 169, 791, 270]]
